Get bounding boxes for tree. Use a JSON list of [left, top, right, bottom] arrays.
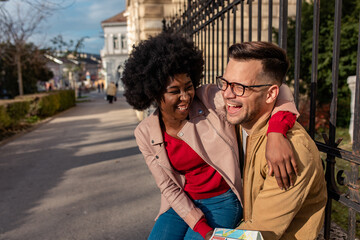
[[285, 0, 360, 127], [0, 0, 73, 96], [50, 34, 88, 58], [0, 42, 53, 98]]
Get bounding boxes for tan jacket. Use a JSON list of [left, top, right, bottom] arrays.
[[134, 84, 299, 229], [106, 83, 117, 96], [237, 117, 327, 240]]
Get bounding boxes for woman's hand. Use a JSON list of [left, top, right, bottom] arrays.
[[266, 132, 298, 190], [205, 230, 214, 240]]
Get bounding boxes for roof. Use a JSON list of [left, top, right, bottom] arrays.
[[101, 10, 127, 24]]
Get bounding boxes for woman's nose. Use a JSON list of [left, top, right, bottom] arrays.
[[180, 91, 190, 101]]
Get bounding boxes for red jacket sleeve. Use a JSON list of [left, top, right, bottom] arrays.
[[267, 111, 296, 137], [193, 217, 213, 239]]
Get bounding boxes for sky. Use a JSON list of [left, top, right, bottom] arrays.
[[3, 0, 126, 54]]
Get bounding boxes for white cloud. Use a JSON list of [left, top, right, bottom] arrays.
[[3, 0, 126, 54]]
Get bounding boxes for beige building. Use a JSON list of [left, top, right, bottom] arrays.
[[125, 0, 297, 47]]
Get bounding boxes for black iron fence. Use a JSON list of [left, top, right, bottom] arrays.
[[164, 0, 359, 239]]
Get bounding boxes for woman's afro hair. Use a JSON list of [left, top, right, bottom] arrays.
[[121, 32, 204, 110]]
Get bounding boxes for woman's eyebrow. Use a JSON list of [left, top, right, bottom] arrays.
[[166, 86, 179, 90], [166, 81, 193, 89]]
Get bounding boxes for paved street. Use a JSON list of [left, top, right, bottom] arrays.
[[0, 91, 158, 240]]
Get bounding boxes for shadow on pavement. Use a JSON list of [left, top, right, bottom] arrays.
[[0, 92, 158, 240]]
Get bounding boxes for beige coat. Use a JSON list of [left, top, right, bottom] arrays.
[[135, 85, 242, 229], [106, 83, 117, 96], [134, 84, 299, 229], [237, 117, 327, 240]]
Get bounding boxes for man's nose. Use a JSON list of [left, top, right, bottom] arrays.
[[223, 85, 236, 99]]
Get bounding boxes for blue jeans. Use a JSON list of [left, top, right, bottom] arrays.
[[148, 189, 242, 240]]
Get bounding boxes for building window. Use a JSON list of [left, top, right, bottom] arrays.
[[113, 36, 119, 49], [121, 34, 127, 49]]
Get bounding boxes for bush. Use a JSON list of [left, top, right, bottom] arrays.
[[58, 90, 76, 111], [38, 93, 60, 117], [0, 105, 12, 129], [7, 101, 30, 123], [37, 90, 75, 117], [0, 90, 75, 132]]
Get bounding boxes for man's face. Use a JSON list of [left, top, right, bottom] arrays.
[[221, 59, 269, 129]]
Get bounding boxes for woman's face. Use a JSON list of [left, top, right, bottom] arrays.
[[159, 73, 195, 123]]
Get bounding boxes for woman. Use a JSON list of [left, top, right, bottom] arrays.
[[121, 33, 298, 240], [106, 81, 117, 103]]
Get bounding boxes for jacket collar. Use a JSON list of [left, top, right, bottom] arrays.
[[241, 112, 271, 140], [144, 109, 164, 146]]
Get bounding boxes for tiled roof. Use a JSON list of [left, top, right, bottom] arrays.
[[101, 10, 126, 23]]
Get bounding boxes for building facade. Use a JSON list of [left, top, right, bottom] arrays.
[[125, 0, 297, 48], [100, 11, 128, 89]]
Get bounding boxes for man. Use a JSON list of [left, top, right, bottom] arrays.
[[217, 42, 327, 239]]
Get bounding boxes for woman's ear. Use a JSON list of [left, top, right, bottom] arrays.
[[266, 85, 279, 104]]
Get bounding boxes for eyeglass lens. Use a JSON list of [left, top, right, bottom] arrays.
[[217, 77, 244, 96]]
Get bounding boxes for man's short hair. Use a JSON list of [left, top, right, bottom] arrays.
[[228, 42, 289, 85]]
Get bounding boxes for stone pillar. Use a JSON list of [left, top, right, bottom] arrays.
[[104, 34, 108, 53], [108, 34, 114, 53], [347, 75, 356, 142]]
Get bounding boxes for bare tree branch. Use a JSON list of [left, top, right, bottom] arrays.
[[0, 0, 73, 95]]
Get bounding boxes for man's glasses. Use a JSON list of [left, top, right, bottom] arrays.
[[216, 76, 272, 97]]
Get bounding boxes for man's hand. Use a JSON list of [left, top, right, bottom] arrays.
[[205, 230, 214, 240], [266, 132, 298, 190]]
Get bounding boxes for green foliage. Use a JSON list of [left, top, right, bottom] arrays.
[[38, 93, 60, 117], [0, 105, 12, 129], [37, 90, 75, 117], [0, 42, 54, 98], [58, 89, 76, 111], [7, 101, 30, 122], [0, 90, 75, 131], [285, 0, 359, 127], [25, 115, 40, 124]]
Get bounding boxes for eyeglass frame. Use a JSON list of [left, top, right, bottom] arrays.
[[216, 76, 273, 97]]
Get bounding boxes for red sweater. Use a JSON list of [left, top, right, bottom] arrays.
[[164, 131, 230, 200], [163, 111, 296, 239], [163, 131, 219, 238]]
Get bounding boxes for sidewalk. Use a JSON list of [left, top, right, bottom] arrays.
[[0, 91, 158, 240]]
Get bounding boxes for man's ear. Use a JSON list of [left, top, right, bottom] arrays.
[[266, 85, 279, 104]]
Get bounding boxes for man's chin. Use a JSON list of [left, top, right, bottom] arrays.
[[226, 114, 243, 125]]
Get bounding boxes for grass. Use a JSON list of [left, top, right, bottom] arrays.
[[25, 115, 40, 124], [76, 95, 91, 103], [315, 127, 360, 237]]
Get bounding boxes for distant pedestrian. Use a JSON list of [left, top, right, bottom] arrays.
[[101, 82, 104, 92], [106, 82, 117, 104], [97, 83, 101, 93]]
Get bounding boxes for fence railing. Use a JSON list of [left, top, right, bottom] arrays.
[[164, 0, 360, 239]]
